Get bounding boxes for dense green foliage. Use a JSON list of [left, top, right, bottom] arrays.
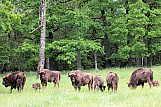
[[0, 66, 161, 106], [0, 0, 161, 71]]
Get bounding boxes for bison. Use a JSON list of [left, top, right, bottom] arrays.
[[106, 72, 119, 93], [94, 75, 106, 92], [152, 80, 159, 87], [68, 70, 93, 91], [39, 69, 61, 88], [2, 72, 26, 93], [127, 68, 153, 89], [32, 83, 41, 92]]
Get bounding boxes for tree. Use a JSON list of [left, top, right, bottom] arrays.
[[0, 1, 23, 73], [37, 0, 46, 78]]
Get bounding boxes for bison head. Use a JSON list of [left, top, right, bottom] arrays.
[[127, 82, 137, 89], [32, 84, 35, 88], [100, 86, 106, 92], [39, 70, 47, 80], [2, 76, 10, 87], [68, 73, 77, 86]]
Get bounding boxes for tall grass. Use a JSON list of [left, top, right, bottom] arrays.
[[0, 66, 161, 107]]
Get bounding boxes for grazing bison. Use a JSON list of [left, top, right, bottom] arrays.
[[106, 72, 119, 93], [127, 68, 153, 89], [152, 80, 159, 87], [2, 72, 26, 93], [32, 83, 41, 92], [68, 70, 93, 91], [94, 75, 106, 92], [39, 69, 61, 88]]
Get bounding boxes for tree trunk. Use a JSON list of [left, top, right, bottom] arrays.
[[94, 52, 98, 70], [127, 33, 133, 67], [49, 57, 54, 70], [147, 38, 152, 67], [143, 57, 147, 67], [136, 51, 141, 67], [0, 64, 4, 74], [37, 0, 46, 78], [136, 57, 141, 67], [128, 55, 132, 67], [101, 10, 110, 68], [46, 57, 50, 70], [114, 43, 119, 67], [125, 1, 133, 67], [77, 52, 81, 70], [104, 33, 110, 68], [147, 54, 152, 67]]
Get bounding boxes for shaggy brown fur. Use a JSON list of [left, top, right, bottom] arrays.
[[106, 72, 119, 93], [94, 75, 106, 92], [2, 72, 26, 93], [39, 69, 61, 88], [152, 80, 159, 87], [127, 68, 153, 89], [32, 83, 41, 92], [68, 70, 93, 91]]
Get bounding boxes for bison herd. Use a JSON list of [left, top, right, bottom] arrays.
[[2, 68, 159, 93]]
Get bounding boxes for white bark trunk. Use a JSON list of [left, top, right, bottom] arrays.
[[37, 0, 46, 78], [94, 52, 98, 70]]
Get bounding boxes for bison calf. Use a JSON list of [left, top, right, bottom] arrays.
[[32, 83, 41, 92], [94, 75, 106, 92], [152, 80, 159, 87], [106, 72, 119, 93]]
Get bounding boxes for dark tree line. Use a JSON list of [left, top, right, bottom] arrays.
[[0, 0, 161, 73]]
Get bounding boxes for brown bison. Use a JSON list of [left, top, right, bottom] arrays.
[[39, 69, 61, 88], [127, 68, 153, 89], [2, 72, 26, 93], [68, 70, 93, 91], [32, 83, 41, 92], [152, 80, 159, 87], [94, 75, 106, 92], [106, 72, 119, 93]]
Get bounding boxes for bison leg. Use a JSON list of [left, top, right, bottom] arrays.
[[91, 83, 93, 91], [88, 84, 91, 91], [99, 85, 104, 92], [10, 86, 14, 93], [94, 84, 96, 92], [54, 82, 56, 87], [111, 86, 114, 92], [107, 85, 110, 91], [18, 85, 22, 93], [56, 80, 60, 88], [22, 80, 26, 92], [57, 82, 59, 88], [141, 83, 144, 89], [73, 85, 77, 91], [113, 84, 117, 93], [97, 85, 100, 92], [38, 88, 40, 92], [78, 85, 81, 91], [147, 77, 152, 88]]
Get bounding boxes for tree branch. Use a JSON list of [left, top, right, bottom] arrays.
[[29, 25, 42, 33]]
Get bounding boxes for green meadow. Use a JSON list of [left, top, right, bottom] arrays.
[[0, 66, 161, 107]]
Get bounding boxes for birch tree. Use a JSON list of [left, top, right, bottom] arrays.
[[37, 0, 46, 78]]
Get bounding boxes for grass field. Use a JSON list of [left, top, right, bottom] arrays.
[[0, 66, 161, 107]]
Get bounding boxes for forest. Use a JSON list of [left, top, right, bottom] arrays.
[[0, 0, 161, 72]]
